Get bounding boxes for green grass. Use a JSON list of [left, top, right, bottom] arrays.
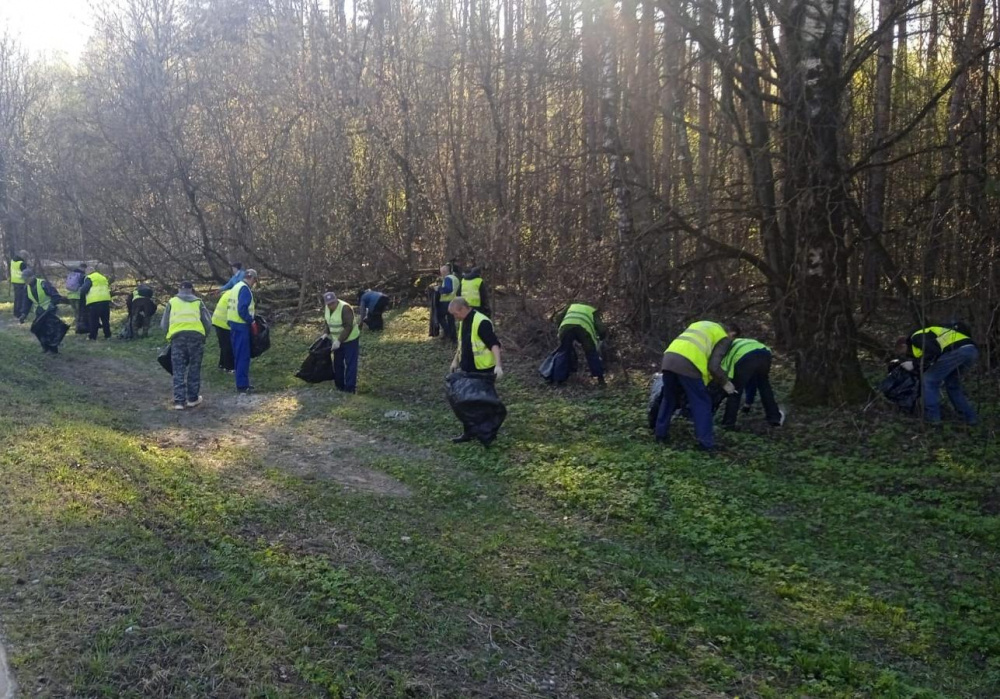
[[0, 296, 998, 697]]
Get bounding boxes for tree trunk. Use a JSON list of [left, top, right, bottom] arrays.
[[782, 0, 869, 405]]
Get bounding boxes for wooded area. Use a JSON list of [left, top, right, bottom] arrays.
[[1, 0, 998, 403]]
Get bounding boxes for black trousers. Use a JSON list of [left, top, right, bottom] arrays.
[[87, 301, 112, 340], [364, 296, 391, 331], [13, 283, 28, 319], [437, 302, 456, 342], [722, 350, 781, 426], [215, 326, 234, 370]]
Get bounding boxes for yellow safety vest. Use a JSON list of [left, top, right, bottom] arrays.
[[26, 279, 52, 312], [166, 297, 206, 340], [559, 303, 599, 346], [911, 326, 971, 359], [664, 320, 729, 384], [10, 260, 25, 284], [459, 311, 497, 370], [324, 300, 360, 342], [213, 289, 232, 329], [440, 274, 459, 302], [85, 272, 112, 304], [460, 277, 483, 308], [227, 281, 254, 324], [721, 338, 769, 379]]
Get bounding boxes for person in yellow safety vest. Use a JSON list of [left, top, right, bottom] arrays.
[[436, 264, 459, 342], [160, 281, 213, 410], [552, 302, 608, 385], [654, 320, 739, 451], [10, 249, 31, 322], [896, 323, 979, 425], [212, 288, 235, 372], [79, 265, 114, 340], [457, 267, 489, 315], [22, 268, 67, 354], [717, 338, 785, 429], [448, 297, 504, 444], [321, 291, 361, 393], [227, 268, 259, 393]]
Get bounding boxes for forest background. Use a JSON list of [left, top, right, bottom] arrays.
[[1, 0, 998, 404]]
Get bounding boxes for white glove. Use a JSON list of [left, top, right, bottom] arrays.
[[321, 333, 329, 340], [723, 381, 737, 395], [494, 366, 504, 380], [900, 360, 914, 372], [331, 339, 341, 351], [449, 360, 459, 373]]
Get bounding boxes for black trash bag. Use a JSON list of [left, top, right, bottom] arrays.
[[158, 343, 173, 374], [428, 288, 440, 337], [446, 371, 507, 444], [647, 373, 664, 429], [250, 315, 271, 358], [879, 364, 920, 413], [295, 336, 335, 384], [539, 347, 578, 383], [30, 309, 69, 350], [118, 318, 134, 340]]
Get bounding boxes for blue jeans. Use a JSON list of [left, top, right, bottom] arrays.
[[229, 322, 252, 390], [654, 371, 715, 448], [333, 338, 359, 393], [921, 345, 978, 424]]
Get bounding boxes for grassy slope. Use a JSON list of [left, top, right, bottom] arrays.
[[0, 297, 998, 698]]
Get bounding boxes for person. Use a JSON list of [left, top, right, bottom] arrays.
[[22, 268, 65, 354], [448, 297, 504, 444], [161, 281, 213, 410], [219, 262, 245, 292], [458, 267, 489, 315], [227, 268, 258, 393], [64, 263, 87, 328], [357, 289, 390, 331], [897, 323, 978, 426], [553, 302, 607, 385], [322, 291, 361, 393], [126, 282, 156, 338], [654, 320, 738, 451], [717, 337, 785, 429], [212, 288, 235, 372], [437, 264, 459, 342], [10, 250, 30, 322], [80, 265, 113, 340]]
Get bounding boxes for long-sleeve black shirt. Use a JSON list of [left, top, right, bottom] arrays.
[[459, 311, 500, 372]]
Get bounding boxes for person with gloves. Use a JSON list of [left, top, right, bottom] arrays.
[[22, 268, 67, 355], [896, 323, 978, 426], [717, 337, 785, 429], [322, 291, 360, 393], [654, 320, 738, 451], [447, 297, 504, 443]]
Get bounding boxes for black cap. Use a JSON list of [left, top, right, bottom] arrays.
[[180, 281, 194, 290]]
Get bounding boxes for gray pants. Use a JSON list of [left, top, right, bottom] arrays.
[[171, 331, 205, 405]]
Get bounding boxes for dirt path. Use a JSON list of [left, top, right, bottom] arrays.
[[2, 321, 412, 497], [0, 638, 13, 699]]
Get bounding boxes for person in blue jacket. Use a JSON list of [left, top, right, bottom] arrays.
[[219, 261, 246, 292], [227, 269, 258, 393], [357, 289, 390, 331]]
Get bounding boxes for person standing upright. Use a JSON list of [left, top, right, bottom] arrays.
[[458, 267, 489, 316], [10, 250, 30, 322], [227, 269, 258, 393], [322, 291, 361, 393], [213, 288, 235, 372], [448, 297, 504, 444], [161, 281, 213, 410], [654, 320, 738, 451], [437, 264, 459, 342], [219, 261, 246, 292], [80, 264, 113, 340]]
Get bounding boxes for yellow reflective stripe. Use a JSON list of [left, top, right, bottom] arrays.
[[676, 328, 711, 355], [213, 290, 232, 328], [85, 273, 112, 304]]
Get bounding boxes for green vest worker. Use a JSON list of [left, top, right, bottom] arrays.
[[22, 269, 64, 354], [718, 338, 784, 428], [437, 264, 460, 342], [655, 320, 738, 450], [553, 303, 607, 384], [448, 296, 504, 445], [161, 281, 212, 410], [80, 267, 113, 340], [10, 249, 30, 322], [212, 288, 235, 372], [227, 269, 258, 393], [898, 324, 978, 425], [458, 269, 488, 312], [322, 291, 361, 393]]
